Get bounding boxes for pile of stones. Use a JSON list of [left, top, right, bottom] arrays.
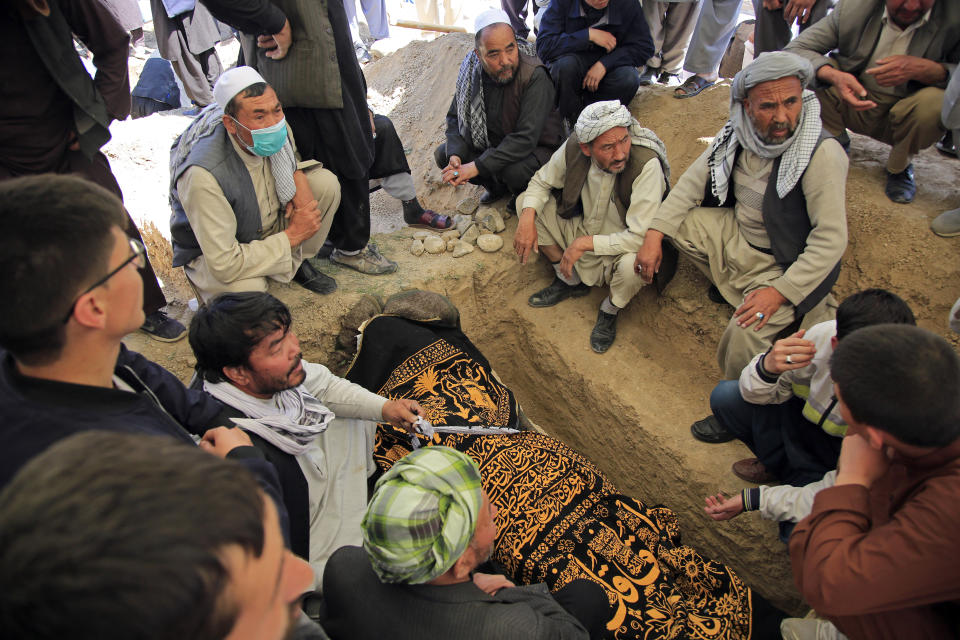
[[409, 197, 508, 258]]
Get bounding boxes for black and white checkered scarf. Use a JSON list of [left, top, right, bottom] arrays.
[[454, 40, 537, 151]]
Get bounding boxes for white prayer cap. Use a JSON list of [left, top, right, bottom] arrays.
[[213, 66, 268, 109], [575, 100, 634, 143], [474, 8, 512, 34]]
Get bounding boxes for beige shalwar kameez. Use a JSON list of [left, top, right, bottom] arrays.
[[519, 143, 666, 308], [649, 139, 848, 378], [178, 130, 341, 302]]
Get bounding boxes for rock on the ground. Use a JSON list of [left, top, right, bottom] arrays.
[[441, 229, 460, 240], [410, 238, 425, 256], [446, 237, 458, 252], [477, 234, 504, 252], [478, 209, 505, 233], [454, 214, 474, 234], [413, 230, 434, 241], [424, 235, 446, 254], [452, 241, 474, 257], [457, 197, 479, 215], [461, 223, 480, 246]]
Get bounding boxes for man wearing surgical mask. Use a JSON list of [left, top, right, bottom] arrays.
[[169, 66, 343, 302]]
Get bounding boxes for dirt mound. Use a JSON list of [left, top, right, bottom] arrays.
[[123, 34, 960, 614]]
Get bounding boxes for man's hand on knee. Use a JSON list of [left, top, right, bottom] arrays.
[[559, 235, 592, 280], [284, 200, 323, 247], [514, 208, 539, 264], [583, 61, 608, 93], [635, 230, 663, 284], [734, 286, 788, 330]]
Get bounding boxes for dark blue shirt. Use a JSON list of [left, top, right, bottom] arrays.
[[536, 0, 653, 71]]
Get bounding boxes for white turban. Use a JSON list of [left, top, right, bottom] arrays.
[[574, 100, 633, 143], [474, 8, 512, 34], [213, 66, 267, 109]]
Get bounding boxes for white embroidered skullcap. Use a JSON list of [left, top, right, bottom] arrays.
[[474, 8, 512, 34], [213, 66, 268, 109], [575, 100, 634, 143]]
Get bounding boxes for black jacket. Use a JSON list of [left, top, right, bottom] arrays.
[[0, 346, 289, 537]]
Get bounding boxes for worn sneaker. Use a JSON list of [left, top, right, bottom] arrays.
[[638, 66, 658, 86], [930, 207, 960, 237], [528, 276, 590, 307], [330, 243, 397, 275], [140, 310, 187, 342]]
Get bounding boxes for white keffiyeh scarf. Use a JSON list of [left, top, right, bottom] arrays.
[[204, 379, 335, 455]]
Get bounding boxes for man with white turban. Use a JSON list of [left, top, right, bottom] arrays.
[[638, 51, 849, 379], [436, 8, 564, 212], [169, 66, 342, 302], [514, 100, 672, 353], [319, 446, 607, 640]]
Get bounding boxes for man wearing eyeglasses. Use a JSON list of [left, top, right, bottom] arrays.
[[0, 175, 286, 513]]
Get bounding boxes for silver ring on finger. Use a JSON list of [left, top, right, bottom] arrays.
[[786, 354, 793, 364], [755, 312, 764, 320]]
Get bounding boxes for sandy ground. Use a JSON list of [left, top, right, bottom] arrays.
[[116, 32, 960, 614]]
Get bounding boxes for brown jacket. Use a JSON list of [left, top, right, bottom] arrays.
[[790, 438, 960, 639]]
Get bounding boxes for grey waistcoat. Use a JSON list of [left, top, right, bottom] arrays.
[[169, 125, 263, 268]]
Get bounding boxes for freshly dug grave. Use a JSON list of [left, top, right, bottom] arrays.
[[123, 33, 960, 614]]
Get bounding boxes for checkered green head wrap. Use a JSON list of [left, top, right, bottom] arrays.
[[361, 446, 483, 584]]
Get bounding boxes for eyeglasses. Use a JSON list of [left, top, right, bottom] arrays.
[[63, 238, 147, 323]]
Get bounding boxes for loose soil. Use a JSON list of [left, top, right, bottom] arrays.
[[118, 33, 960, 614]]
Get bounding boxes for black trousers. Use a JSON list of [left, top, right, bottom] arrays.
[[433, 143, 541, 196]]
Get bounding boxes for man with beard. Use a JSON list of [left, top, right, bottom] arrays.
[[436, 8, 564, 212], [513, 100, 671, 353], [637, 52, 848, 379], [320, 446, 608, 640], [189, 291, 422, 581], [785, 0, 960, 204]]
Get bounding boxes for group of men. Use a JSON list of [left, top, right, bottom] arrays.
[[1, 1, 960, 639]]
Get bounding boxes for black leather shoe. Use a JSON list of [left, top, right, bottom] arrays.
[[690, 415, 734, 444], [653, 241, 678, 295], [589, 310, 617, 353], [885, 164, 916, 204], [294, 260, 337, 294], [479, 189, 504, 205], [936, 131, 957, 158], [528, 276, 590, 307], [506, 195, 517, 215]]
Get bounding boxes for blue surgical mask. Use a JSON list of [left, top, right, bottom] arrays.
[[231, 116, 289, 157]]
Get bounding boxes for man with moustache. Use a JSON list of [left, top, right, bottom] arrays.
[[513, 100, 671, 353], [785, 0, 960, 203], [535, 0, 653, 122], [189, 291, 422, 579], [436, 8, 564, 212], [637, 52, 848, 379]]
